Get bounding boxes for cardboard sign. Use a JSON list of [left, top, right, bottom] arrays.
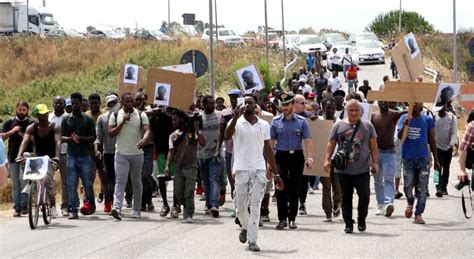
[[236, 64, 265, 94], [23, 156, 49, 180], [367, 81, 439, 103], [161, 63, 194, 74], [118, 64, 145, 96], [390, 33, 424, 82], [303, 119, 334, 177], [258, 112, 274, 124], [146, 68, 196, 111]]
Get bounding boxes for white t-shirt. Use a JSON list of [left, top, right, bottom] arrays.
[[109, 108, 149, 155], [342, 53, 353, 66], [232, 116, 270, 171], [299, 84, 313, 94], [328, 77, 342, 92], [329, 52, 342, 65]]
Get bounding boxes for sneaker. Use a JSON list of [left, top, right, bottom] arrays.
[[170, 206, 179, 218], [97, 192, 104, 203], [384, 204, 394, 217], [357, 218, 366, 232], [248, 243, 260, 252], [147, 202, 155, 212], [308, 186, 314, 194], [80, 200, 91, 215], [196, 185, 203, 196], [395, 191, 403, 199], [312, 185, 320, 191], [50, 206, 58, 219], [104, 201, 112, 213], [61, 207, 69, 217], [332, 207, 341, 218], [375, 204, 384, 216], [344, 220, 355, 234], [261, 208, 270, 222], [111, 208, 121, 220], [405, 205, 413, 218], [414, 215, 425, 224], [323, 216, 332, 222], [160, 205, 170, 217], [204, 207, 211, 216], [210, 207, 219, 218], [435, 190, 443, 198], [68, 212, 79, 220], [219, 195, 226, 206], [21, 207, 28, 215], [289, 221, 297, 229], [199, 195, 206, 201], [239, 229, 247, 243], [13, 211, 21, 217], [299, 204, 307, 215], [276, 220, 287, 230], [176, 206, 182, 214], [132, 211, 141, 218], [184, 216, 194, 223]]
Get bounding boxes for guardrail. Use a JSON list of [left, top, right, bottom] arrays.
[[424, 67, 440, 83], [280, 50, 298, 85]]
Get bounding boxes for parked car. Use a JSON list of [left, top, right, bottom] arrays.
[[278, 34, 299, 51], [321, 33, 349, 50], [255, 32, 280, 49], [348, 32, 384, 48], [202, 28, 243, 46], [132, 29, 172, 41], [354, 41, 385, 64], [87, 29, 125, 39], [46, 29, 84, 38], [327, 45, 359, 70], [294, 35, 327, 58]]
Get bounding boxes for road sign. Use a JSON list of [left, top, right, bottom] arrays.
[[466, 61, 474, 76], [182, 13, 195, 25], [180, 50, 208, 78]]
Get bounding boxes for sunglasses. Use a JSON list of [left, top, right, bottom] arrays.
[[296, 101, 307, 105]]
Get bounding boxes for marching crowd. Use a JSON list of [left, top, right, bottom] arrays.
[[1, 59, 473, 252]]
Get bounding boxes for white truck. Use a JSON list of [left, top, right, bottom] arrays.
[[0, 1, 58, 35]]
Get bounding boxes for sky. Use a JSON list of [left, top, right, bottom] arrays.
[[20, 0, 474, 33]]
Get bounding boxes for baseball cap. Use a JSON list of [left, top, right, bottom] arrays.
[[32, 104, 50, 115], [65, 98, 72, 107], [228, 89, 242, 96], [106, 94, 118, 105]]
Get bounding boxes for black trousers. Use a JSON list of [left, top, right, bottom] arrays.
[[299, 176, 309, 204], [103, 153, 116, 202], [437, 148, 453, 192], [338, 172, 370, 225], [275, 150, 305, 222]]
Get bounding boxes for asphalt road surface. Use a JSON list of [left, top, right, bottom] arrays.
[[2, 63, 473, 258]]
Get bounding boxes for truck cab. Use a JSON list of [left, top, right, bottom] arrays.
[[15, 5, 57, 35]]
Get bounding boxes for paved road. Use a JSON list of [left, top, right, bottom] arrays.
[[2, 63, 474, 258]]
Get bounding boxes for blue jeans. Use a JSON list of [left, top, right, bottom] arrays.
[[403, 157, 429, 215], [67, 155, 94, 213], [348, 79, 358, 93], [374, 151, 396, 205], [9, 162, 28, 212], [198, 157, 221, 209]]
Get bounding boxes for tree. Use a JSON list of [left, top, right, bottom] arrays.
[[298, 27, 316, 35], [366, 10, 435, 38]]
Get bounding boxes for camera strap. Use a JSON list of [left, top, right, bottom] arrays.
[[461, 186, 472, 219], [343, 120, 361, 155]]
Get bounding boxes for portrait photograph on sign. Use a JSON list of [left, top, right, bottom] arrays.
[[434, 83, 461, 111], [23, 156, 49, 180], [404, 33, 420, 59], [123, 64, 139, 84], [236, 64, 264, 93], [154, 83, 171, 107]]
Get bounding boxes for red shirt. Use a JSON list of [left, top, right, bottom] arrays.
[[347, 68, 358, 80]]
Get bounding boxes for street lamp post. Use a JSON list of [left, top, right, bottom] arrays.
[[168, 0, 170, 29], [264, 0, 269, 65], [209, 0, 215, 96], [215, 0, 218, 42], [453, 0, 458, 83], [398, 0, 402, 33], [281, 0, 286, 67]]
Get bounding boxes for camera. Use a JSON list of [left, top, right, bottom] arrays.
[[186, 112, 203, 131], [455, 179, 471, 191]]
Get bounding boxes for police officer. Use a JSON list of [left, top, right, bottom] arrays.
[[270, 93, 313, 230]]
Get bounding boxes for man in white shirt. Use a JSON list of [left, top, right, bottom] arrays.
[[225, 95, 283, 252], [298, 79, 313, 95], [342, 48, 353, 82], [328, 71, 342, 92], [329, 48, 342, 72], [48, 96, 70, 216]]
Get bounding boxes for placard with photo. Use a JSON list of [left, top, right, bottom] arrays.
[[236, 64, 264, 93], [154, 83, 171, 107], [433, 83, 461, 112], [23, 156, 49, 180], [123, 64, 139, 84]]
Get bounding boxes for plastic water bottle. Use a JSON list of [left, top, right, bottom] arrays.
[[434, 169, 440, 184]]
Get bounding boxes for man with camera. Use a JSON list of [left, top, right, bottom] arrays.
[[165, 110, 206, 223], [324, 99, 379, 233], [225, 94, 283, 252]]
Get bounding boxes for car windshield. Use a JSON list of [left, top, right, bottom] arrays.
[[65, 30, 82, 37], [104, 30, 120, 36], [286, 36, 298, 43], [268, 34, 279, 41], [300, 36, 322, 44], [335, 46, 355, 54], [149, 30, 164, 37], [219, 30, 236, 36], [40, 14, 54, 25], [357, 34, 378, 41], [358, 41, 381, 49], [327, 34, 345, 42]]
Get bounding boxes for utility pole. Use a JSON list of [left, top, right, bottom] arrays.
[[209, 0, 215, 96], [26, 0, 29, 35], [281, 0, 286, 67], [214, 0, 218, 42], [453, 0, 458, 83], [264, 0, 269, 65], [43, 0, 46, 7], [168, 0, 170, 29], [398, 0, 402, 33]]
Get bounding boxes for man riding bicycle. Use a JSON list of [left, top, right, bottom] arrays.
[[16, 104, 61, 218]]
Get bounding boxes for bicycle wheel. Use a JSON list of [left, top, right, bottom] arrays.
[[42, 189, 51, 225], [28, 181, 39, 229]]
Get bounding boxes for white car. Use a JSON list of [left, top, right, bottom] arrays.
[[348, 32, 384, 48], [202, 28, 243, 46], [354, 41, 385, 64], [278, 34, 299, 51], [295, 35, 328, 58], [327, 45, 359, 70]]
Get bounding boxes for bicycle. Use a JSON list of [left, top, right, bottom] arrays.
[[19, 156, 58, 230]]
